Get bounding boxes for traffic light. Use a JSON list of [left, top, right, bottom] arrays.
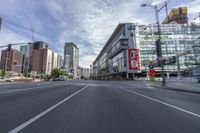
[[8, 44, 12, 51], [156, 39, 161, 57], [156, 39, 162, 66]]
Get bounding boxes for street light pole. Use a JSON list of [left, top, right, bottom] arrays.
[[141, 2, 169, 86]]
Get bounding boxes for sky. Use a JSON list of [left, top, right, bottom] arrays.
[[0, 0, 199, 68]]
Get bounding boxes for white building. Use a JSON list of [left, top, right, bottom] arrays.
[[52, 52, 58, 69], [81, 68, 90, 79], [64, 42, 79, 79], [45, 49, 53, 75]]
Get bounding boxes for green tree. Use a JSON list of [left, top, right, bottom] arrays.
[[51, 68, 62, 78], [61, 70, 68, 76], [0, 69, 3, 78], [5, 71, 13, 78]]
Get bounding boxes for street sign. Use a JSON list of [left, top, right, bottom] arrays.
[[148, 56, 176, 69], [163, 56, 176, 65], [177, 50, 191, 57]]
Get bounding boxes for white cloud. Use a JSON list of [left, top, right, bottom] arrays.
[[0, 28, 30, 45], [1, 0, 196, 68], [41, 0, 149, 67]]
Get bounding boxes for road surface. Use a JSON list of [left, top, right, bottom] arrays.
[[0, 80, 200, 133]]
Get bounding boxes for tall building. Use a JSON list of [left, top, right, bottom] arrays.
[[57, 55, 63, 69], [64, 42, 79, 79], [30, 41, 53, 75], [31, 48, 53, 75], [20, 45, 28, 73], [52, 52, 58, 69], [1, 48, 23, 73]]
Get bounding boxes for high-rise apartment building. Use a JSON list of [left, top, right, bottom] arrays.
[[1, 48, 22, 73], [64, 42, 79, 79], [31, 47, 53, 75]]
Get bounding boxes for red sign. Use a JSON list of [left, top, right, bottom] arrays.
[[128, 48, 141, 70], [149, 69, 156, 77]]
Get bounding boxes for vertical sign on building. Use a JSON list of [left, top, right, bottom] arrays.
[[128, 48, 141, 70]]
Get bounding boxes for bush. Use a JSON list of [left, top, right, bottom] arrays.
[[0, 69, 3, 78]]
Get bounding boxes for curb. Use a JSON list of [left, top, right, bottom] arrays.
[[151, 85, 200, 94]]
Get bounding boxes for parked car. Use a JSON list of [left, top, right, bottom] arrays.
[[52, 77, 66, 81], [0, 78, 14, 82]]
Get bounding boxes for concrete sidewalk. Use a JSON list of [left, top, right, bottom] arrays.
[[148, 80, 200, 94]]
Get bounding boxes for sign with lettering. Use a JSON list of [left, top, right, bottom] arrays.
[[128, 48, 141, 70]]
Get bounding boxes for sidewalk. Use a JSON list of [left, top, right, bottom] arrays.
[[148, 80, 200, 94]]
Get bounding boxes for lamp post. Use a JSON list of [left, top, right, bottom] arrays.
[[140, 1, 171, 86]]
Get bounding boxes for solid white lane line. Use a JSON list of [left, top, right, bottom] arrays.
[[146, 83, 154, 89], [9, 85, 88, 133], [120, 87, 200, 119], [0, 83, 70, 94]]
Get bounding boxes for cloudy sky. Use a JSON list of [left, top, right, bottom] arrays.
[[0, 0, 199, 68]]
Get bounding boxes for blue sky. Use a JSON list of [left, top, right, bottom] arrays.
[[0, 0, 199, 68]]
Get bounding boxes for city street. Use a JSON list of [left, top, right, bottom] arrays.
[[0, 80, 200, 133]]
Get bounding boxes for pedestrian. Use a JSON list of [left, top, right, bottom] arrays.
[[32, 76, 35, 82]]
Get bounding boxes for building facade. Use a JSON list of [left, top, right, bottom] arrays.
[[80, 68, 90, 79], [1, 41, 62, 76], [57, 55, 62, 69], [139, 23, 200, 76], [92, 23, 140, 80], [1, 48, 23, 74], [92, 23, 200, 79], [52, 52, 58, 69], [64, 42, 79, 79]]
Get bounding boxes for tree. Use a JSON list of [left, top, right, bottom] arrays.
[[5, 71, 13, 78], [51, 68, 62, 78], [0, 69, 3, 78]]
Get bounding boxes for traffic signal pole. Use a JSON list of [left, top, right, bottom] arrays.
[[155, 5, 166, 86]]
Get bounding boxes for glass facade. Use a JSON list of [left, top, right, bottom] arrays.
[[138, 24, 200, 72], [109, 51, 127, 73]]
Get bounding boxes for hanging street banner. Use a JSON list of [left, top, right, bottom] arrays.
[[128, 48, 141, 71]]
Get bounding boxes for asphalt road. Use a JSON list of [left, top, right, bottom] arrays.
[[0, 80, 200, 133]]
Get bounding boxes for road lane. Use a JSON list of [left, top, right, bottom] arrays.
[[9, 85, 88, 133], [20, 85, 200, 133], [0, 84, 85, 133], [122, 87, 200, 118]]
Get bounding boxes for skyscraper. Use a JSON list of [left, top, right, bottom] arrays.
[[64, 42, 79, 79]]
